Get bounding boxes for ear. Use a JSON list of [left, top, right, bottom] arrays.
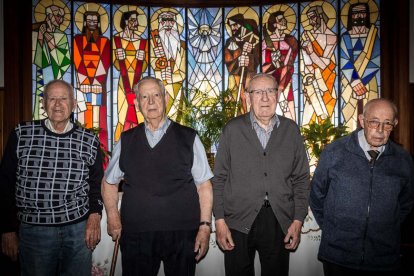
[[358, 114, 365, 129], [393, 119, 398, 127], [134, 97, 140, 112]]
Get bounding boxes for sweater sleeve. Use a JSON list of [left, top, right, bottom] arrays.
[[399, 154, 414, 223], [0, 130, 20, 233], [212, 127, 230, 220], [291, 125, 311, 222], [87, 137, 104, 215]]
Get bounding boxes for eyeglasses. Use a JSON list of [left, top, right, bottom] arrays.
[[365, 119, 395, 131], [248, 88, 278, 97]]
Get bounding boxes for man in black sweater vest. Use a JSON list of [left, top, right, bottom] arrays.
[[102, 77, 213, 276]]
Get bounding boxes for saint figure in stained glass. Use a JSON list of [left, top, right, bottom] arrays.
[[33, 0, 71, 119], [340, 0, 380, 130], [300, 2, 338, 126], [224, 8, 260, 115], [188, 8, 222, 97], [113, 6, 148, 142], [73, 4, 111, 151], [150, 8, 186, 118], [262, 5, 298, 120]]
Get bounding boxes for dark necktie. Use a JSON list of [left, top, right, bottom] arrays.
[[367, 150, 379, 166]]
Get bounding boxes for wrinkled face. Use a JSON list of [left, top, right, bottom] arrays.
[[275, 14, 287, 30], [358, 101, 397, 148], [351, 5, 368, 26], [43, 83, 76, 125], [307, 10, 321, 29], [159, 13, 177, 33], [246, 76, 278, 125], [86, 14, 99, 31], [127, 14, 138, 30], [134, 80, 168, 122]]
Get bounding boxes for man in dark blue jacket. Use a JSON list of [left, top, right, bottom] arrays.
[[310, 98, 414, 276]]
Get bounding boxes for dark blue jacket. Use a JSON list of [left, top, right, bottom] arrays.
[[310, 130, 414, 271]]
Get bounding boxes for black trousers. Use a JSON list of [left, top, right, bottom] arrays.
[[323, 261, 400, 276], [224, 205, 289, 276], [120, 229, 198, 276]]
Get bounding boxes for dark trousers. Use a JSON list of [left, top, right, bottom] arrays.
[[120, 229, 198, 276], [224, 205, 289, 276], [323, 261, 400, 276]]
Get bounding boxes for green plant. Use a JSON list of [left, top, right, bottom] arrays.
[[178, 88, 239, 152], [301, 120, 348, 160]]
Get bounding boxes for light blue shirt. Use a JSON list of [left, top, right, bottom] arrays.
[[105, 118, 213, 186], [358, 129, 385, 160], [249, 111, 280, 149]]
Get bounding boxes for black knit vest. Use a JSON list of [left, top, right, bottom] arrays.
[[119, 121, 200, 233]]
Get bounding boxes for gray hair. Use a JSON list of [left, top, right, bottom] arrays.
[[363, 98, 398, 120], [43, 79, 74, 101], [247, 73, 278, 92], [133, 76, 166, 98]]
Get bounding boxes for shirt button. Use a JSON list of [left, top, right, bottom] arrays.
[[264, 172, 267, 176], [263, 152, 266, 156]]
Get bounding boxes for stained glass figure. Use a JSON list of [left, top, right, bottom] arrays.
[[340, 0, 380, 130], [73, 2, 111, 151], [112, 5, 148, 142], [262, 4, 298, 121], [224, 7, 260, 115], [300, 1, 338, 126], [187, 8, 223, 98], [149, 7, 186, 118], [32, 0, 71, 119]]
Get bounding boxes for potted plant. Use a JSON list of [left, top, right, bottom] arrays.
[[177, 88, 239, 168], [301, 119, 348, 168]]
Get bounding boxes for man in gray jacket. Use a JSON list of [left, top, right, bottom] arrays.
[[213, 73, 310, 276], [310, 98, 414, 275]]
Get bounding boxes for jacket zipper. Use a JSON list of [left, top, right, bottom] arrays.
[[361, 162, 375, 264]]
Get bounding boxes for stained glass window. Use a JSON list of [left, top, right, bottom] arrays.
[[31, 0, 381, 151]]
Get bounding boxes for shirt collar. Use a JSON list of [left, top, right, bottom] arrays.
[[45, 119, 73, 134], [358, 129, 385, 159], [249, 111, 279, 131], [144, 117, 171, 135]]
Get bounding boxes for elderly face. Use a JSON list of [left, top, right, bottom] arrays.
[[246, 76, 278, 125], [358, 100, 398, 148], [134, 79, 168, 122], [43, 82, 76, 125]]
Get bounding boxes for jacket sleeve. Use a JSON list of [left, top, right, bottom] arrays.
[[309, 148, 331, 228], [87, 137, 104, 215], [291, 126, 311, 222], [0, 130, 20, 233], [399, 154, 414, 223], [212, 127, 230, 220]]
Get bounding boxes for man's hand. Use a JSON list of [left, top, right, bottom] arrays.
[[284, 220, 302, 250], [194, 226, 210, 261], [2, 232, 19, 261], [161, 67, 173, 84], [107, 212, 122, 242], [243, 42, 253, 53], [85, 213, 101, 250], [154, 45, 165, 57], [215, 219, 235, 251]]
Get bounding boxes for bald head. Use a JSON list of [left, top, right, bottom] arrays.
[[363, 98, 398, 121]]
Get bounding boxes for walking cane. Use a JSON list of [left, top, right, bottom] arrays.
[[109, 236, 120, 276]]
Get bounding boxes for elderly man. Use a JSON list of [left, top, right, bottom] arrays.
[[213, 73, 310, 276], [102, 76, 213, 276], [310, 98, 414, 276], [0, 80, 103, 275]]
